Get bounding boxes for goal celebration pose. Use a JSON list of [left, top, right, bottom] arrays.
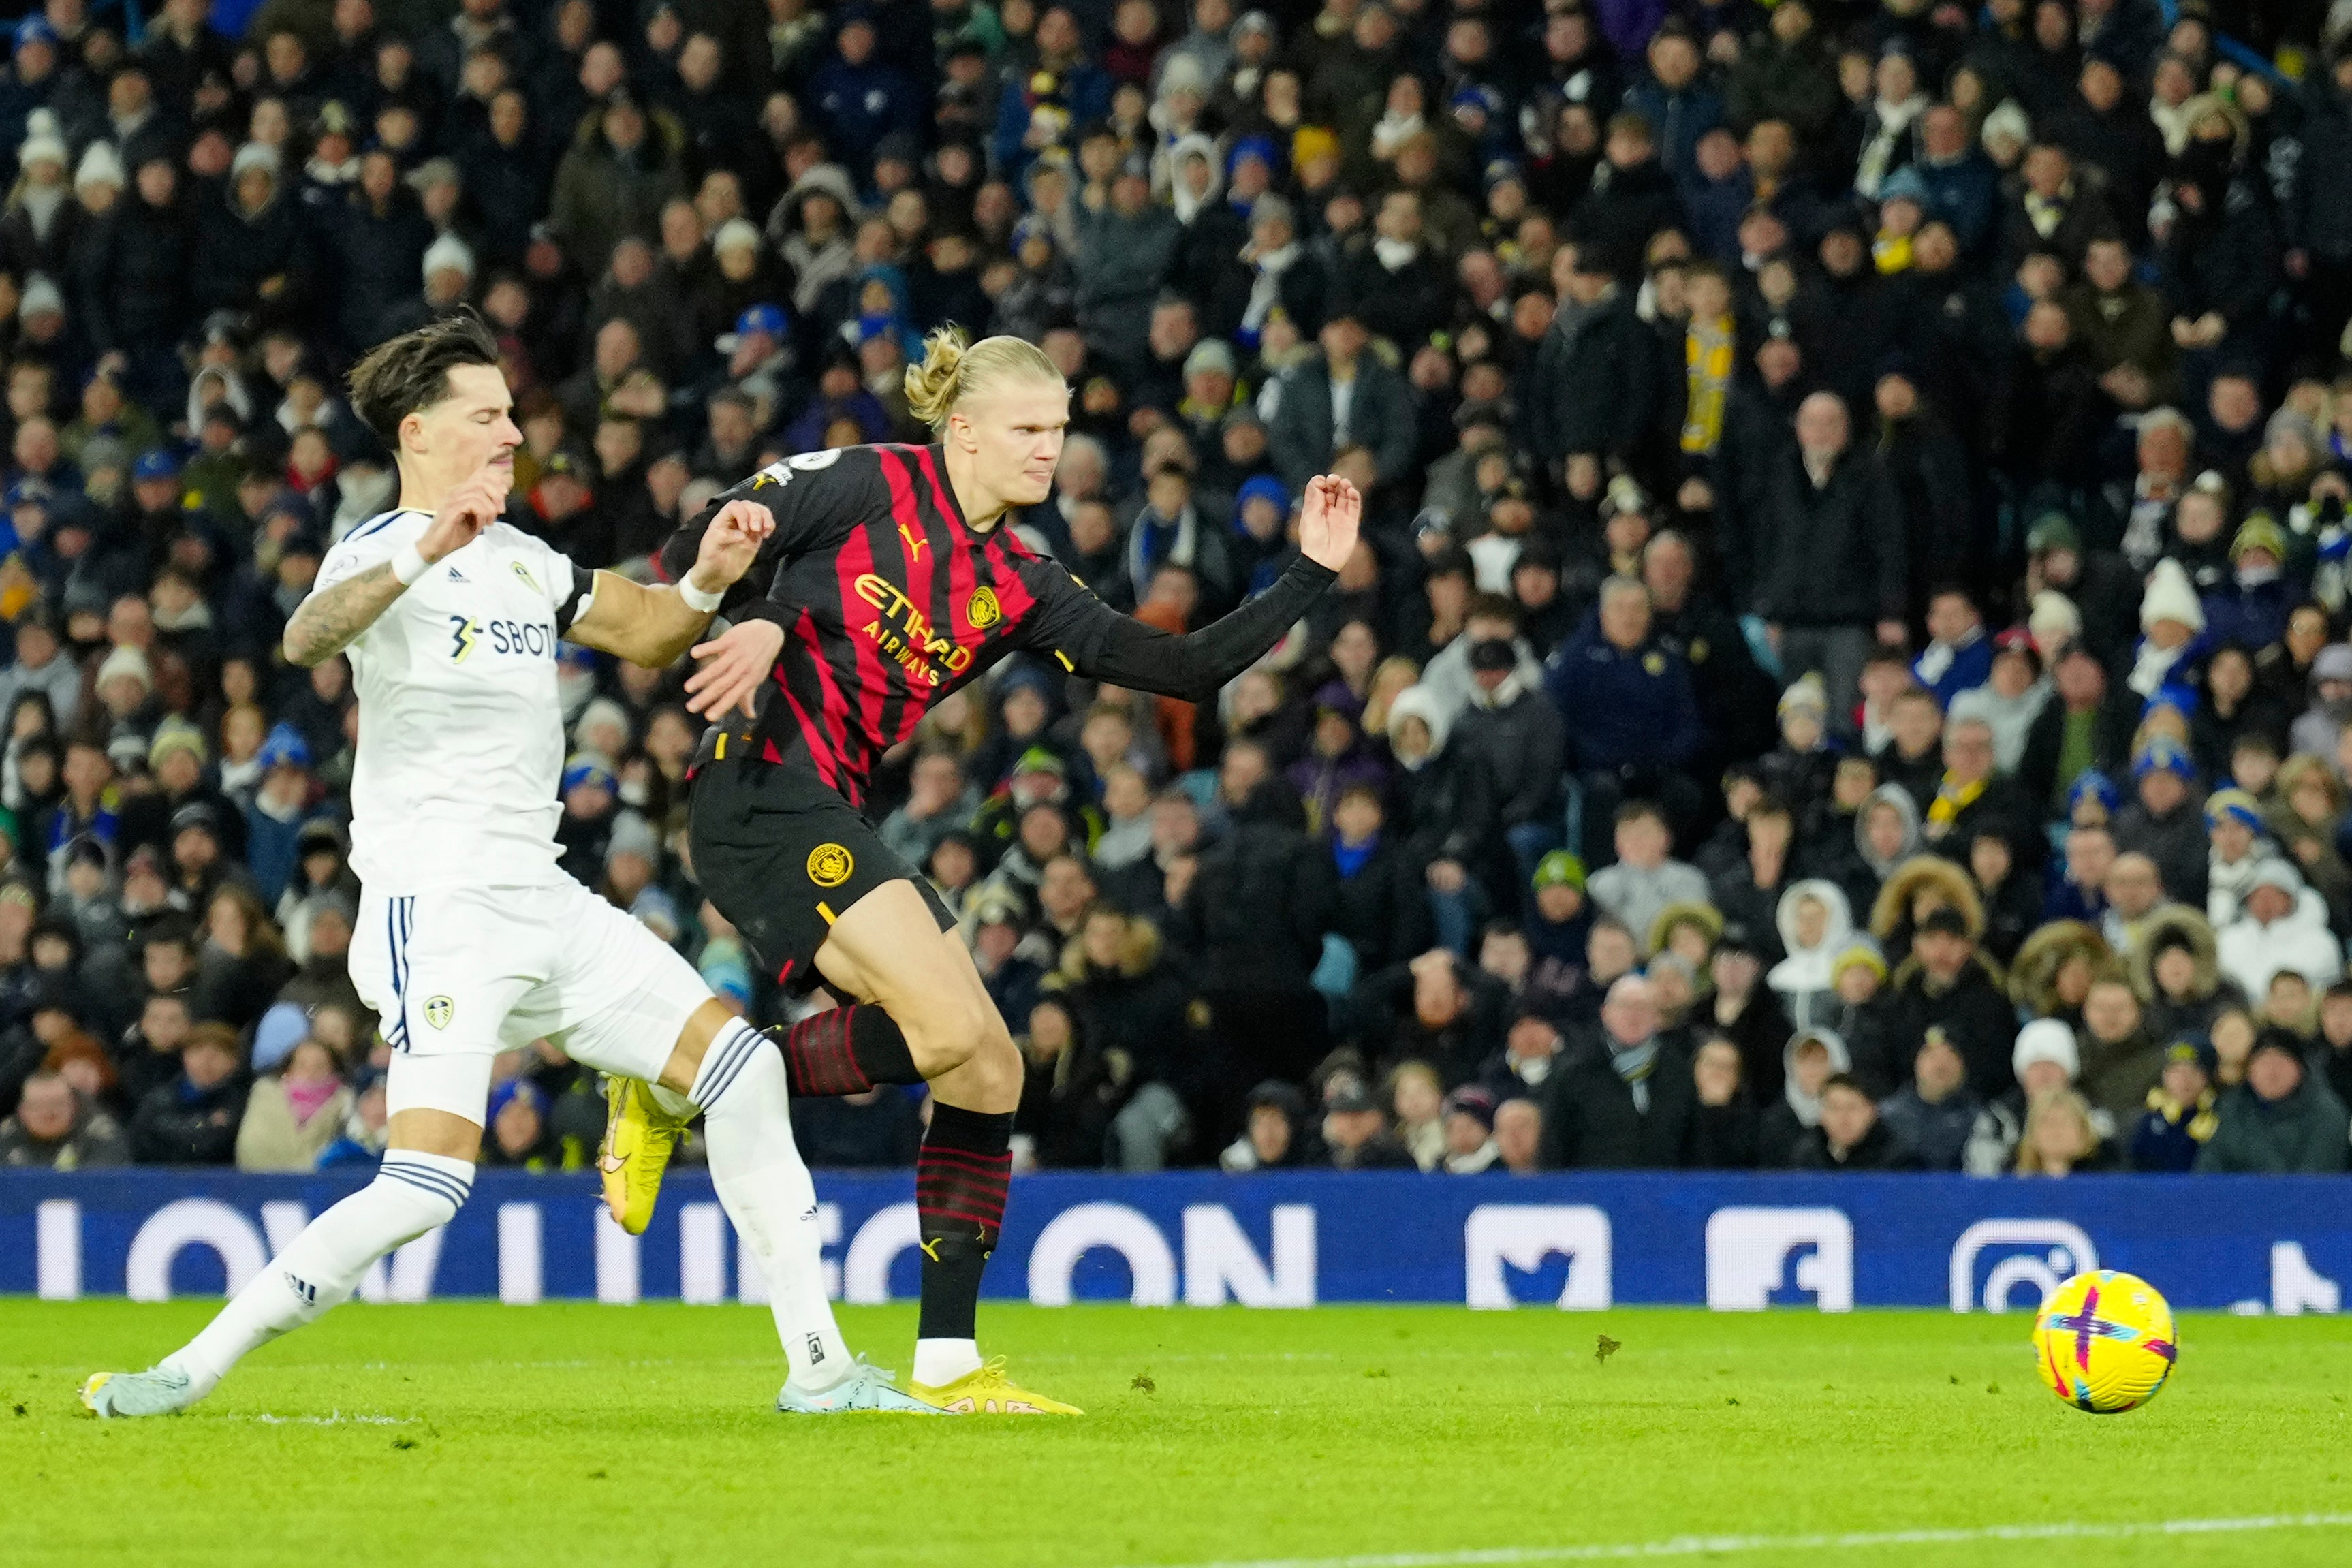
[[607, 328, 1362, 1413], [82, 315, 941, 1418]]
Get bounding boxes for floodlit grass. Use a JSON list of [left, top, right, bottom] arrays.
[[5, 1300, 2351, 1567]]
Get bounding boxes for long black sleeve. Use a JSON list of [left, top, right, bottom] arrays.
[[1016, 553, 1338, 702]]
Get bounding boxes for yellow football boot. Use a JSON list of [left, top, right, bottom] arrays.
[[599, 1076, 693, 1236], [911, 1356, 1084, 1415]]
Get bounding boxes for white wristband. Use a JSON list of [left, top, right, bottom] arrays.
[[678, 576, 725, 614], [390, 542, 428, 586]]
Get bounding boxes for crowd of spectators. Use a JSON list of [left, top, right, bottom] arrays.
[[1, 0, 2351, 1181]]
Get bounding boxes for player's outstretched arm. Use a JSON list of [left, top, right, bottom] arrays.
[[1033, 475, 1360, 703], [568, 499, 774, 667], [285, 465, 505, 666]]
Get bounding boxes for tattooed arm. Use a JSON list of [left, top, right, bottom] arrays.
[[285, 463, 508, 668], [283, 563, 411, 668]]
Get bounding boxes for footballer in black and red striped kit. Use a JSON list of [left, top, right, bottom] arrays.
[[657, 439, 1338, 982], [630, 330, 1362, 1415]]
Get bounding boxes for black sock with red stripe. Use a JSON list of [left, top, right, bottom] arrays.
[[771, 1005, 920, 1098], [915, 1103, 1014, 1342]]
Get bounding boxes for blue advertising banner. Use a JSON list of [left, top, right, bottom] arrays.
[[2, 1170, 2347, 1315]]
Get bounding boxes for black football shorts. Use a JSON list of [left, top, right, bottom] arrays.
[[688, 745, 956, 996]]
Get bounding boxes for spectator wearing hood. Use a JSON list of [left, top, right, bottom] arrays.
[[1212, 191, 1329, 352], [1763, 878, 1853, 1032], [2216, 858, 2343, 1003], [2289, 641, 2352, 762], [2112, 736, 2209, 911], [1225, 472, 1293, 599], [1755, 1024, 1846, 1167], [1383, 684, 1500, 956], [1219, 1078, 1313, 1171], [1887, 903, 2020, 1097], [1851, 781, 1923, 903], [2195, 1029, 2351, 1173]]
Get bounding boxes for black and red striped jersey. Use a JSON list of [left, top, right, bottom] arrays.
[[658, 443, 1334, 809]]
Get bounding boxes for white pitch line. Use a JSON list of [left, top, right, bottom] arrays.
[[1111, 1512, 2352, 1568]]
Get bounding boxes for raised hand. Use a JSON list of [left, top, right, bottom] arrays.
[[1298, 473, 1362, 572], [685, 618, 787, 720], [418, 461, 509, 564], [689, 499, 775, 593]]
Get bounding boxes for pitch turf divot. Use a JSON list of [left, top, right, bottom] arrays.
[[1120, 1512, 2352, 1568]]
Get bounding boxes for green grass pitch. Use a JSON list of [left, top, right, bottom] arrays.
[[5, 1300, 2351, 1568]]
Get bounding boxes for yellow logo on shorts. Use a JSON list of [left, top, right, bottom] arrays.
[[966, 586, 1001, 630], [425, 995, 454, 1030], [807, 843, 855, 888]]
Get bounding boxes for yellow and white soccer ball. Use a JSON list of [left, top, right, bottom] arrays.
[[2030, 1270, 2177, 1414]]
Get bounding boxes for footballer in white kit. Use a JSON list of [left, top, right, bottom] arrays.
[[326, 503, 697, 1091], [81, 312, 947, 1420]]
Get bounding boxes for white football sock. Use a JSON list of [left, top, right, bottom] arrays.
[[166, 1152, 473, 1400], [693, 1018, 853, 1390], [913, 1339, 983, 1386]]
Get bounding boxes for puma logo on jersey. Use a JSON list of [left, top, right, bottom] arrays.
[[898, 522, 926, 561]]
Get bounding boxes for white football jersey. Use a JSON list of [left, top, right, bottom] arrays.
[[312, 508, 594, 895]]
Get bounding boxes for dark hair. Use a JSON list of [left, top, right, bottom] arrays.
[[1820, 1072, 1870, 1099], [1466, 592, 1520, 627], [347, 309, 503, 442]]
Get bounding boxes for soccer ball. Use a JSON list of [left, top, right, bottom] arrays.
[[2030, 1270, 2178, 1414]]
